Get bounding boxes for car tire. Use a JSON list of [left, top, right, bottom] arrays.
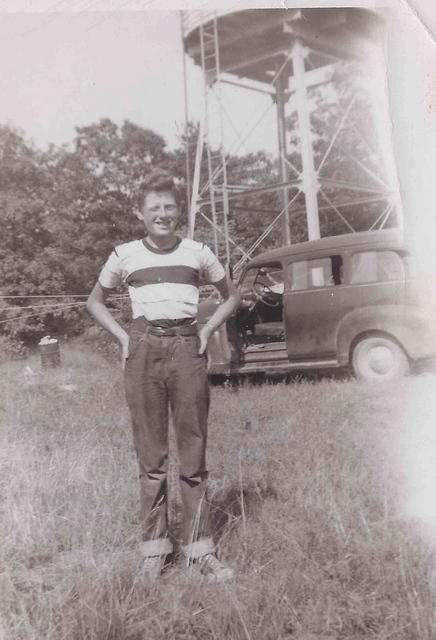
[[352, 335, 410, 381]]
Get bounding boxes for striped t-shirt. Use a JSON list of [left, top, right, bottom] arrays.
[[98, 237, 226, 322]]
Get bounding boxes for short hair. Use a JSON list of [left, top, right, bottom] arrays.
[[141, 170, 182, 208]]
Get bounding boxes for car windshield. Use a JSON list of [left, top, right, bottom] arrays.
[[239, 268, 258, 295], [240, 265, 283, 294]]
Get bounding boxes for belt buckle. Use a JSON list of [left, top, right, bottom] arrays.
[[150, 322, 196, 337], [152, 326, 167, 336]]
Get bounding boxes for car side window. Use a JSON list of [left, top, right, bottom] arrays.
[[350, 251, 405, 284], [289, 255, 343, 291]]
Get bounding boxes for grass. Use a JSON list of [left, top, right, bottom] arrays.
[[1, 344, 435, 639]]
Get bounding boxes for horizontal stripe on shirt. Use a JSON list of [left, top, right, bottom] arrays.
[[126, 265, 200, 288], [130, 298, 197, 321], [129, 282, 198, 304]]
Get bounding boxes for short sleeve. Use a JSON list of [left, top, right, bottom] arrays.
[[98, 250, 123, 289], [200, 244, 226, 284]]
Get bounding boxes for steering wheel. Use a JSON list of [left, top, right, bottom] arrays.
[[252, 282, 281, 308]]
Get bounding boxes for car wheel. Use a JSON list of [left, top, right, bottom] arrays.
[[352, 335, 410, 381]]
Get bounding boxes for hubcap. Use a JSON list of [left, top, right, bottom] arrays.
[[368, 345, 395, 375]]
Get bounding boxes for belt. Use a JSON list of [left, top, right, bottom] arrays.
[[147, 324, 198, 337]]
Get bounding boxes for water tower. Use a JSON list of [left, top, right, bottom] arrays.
[[181, 8, 400, 270]]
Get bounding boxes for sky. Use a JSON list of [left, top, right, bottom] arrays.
[[0, 10, 199, 150], [0, 4, 278, 154]]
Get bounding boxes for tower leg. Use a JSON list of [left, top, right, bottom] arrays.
[[276, 73, 292, 245], [292, 41, 321, 240]]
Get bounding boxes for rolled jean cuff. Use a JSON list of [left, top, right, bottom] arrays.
[[182, 537, 215, 560], [139, 537, 173, 557]]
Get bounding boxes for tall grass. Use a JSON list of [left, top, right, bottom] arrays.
[[0, 345, 435, 639]]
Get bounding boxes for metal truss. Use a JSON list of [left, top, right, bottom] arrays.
[[182, 9, 401, 272]]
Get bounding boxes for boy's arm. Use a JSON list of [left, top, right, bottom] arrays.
[[198, 276, 241, 354], [86, 281, 129, 363]]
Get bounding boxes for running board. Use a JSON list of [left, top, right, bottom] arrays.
[[228, 358, 339, 375], [242, 343, 289, 363]]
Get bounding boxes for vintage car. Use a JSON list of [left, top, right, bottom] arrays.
[[199, 229, 436, 382]]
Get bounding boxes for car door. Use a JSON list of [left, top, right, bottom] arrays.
[[284, 253, 345, 360]]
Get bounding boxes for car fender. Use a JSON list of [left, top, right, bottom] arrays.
[[336, 304, 436, 365]]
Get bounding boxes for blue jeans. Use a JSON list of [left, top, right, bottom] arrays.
[[124, 319, 214, 559]]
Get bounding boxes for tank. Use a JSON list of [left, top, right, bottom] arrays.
[[182, 8, 384, 83]]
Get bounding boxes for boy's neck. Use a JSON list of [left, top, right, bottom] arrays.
[[145, 233, 179, 251]]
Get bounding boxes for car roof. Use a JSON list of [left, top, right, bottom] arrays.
[[246, 229, 405, 267]]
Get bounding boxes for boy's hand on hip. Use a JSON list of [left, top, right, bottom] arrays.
[[198, 325, 212, 355], [120, 335, 129, 368]]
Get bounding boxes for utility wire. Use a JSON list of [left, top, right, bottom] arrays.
[[0, 294, 128, 299], [1, 300, 88, 319], [0, 294, 90, 299], [1, 297, 127, 311], [0, 306, 87, 326], [0, 296, 129, 323]]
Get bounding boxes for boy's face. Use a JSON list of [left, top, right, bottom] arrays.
[[138, 190, 180, 237]]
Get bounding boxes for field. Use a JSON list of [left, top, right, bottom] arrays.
[[1, 345, 436, 640]]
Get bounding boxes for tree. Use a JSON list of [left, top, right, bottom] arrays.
[[0, 119, 176, 345], [0, 126, 62, 343], [47, 119, 184, 338]]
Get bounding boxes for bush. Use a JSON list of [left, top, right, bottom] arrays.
[[0, 334, 28, 363], [79, 324, 122, 363]]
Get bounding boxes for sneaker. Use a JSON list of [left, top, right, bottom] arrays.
[[191, 553, 234, 582], [141, 554, 165, 580]]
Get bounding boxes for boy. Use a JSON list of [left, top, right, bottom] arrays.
[[86, 170, 240, 580]]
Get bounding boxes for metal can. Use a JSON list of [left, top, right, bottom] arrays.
[[38, 337, 61, 368]]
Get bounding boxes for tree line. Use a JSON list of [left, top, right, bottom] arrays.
[[0, 62, 392, 352]]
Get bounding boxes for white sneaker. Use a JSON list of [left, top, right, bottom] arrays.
[[142, 554, 165, 580], [191, 553, 234, 582]]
